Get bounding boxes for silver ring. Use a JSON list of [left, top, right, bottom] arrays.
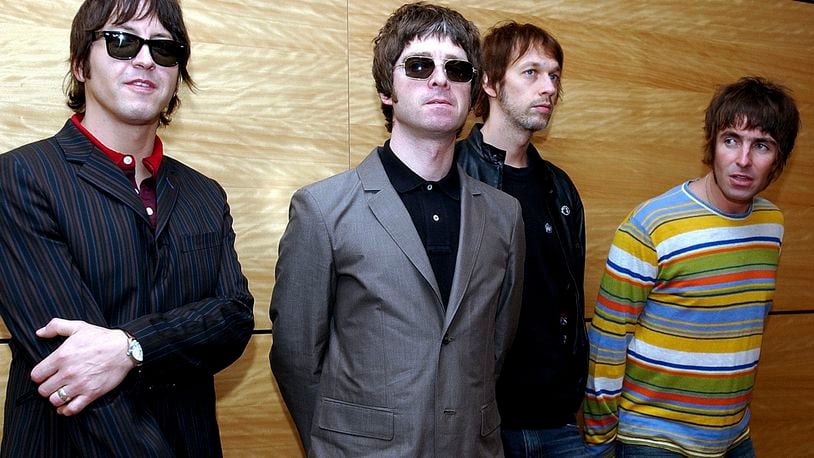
[[56, 387, 72, 403]]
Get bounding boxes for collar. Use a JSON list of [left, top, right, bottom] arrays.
[[473, 122, 551, 179], [70, 114, 163, 174], [379, 140, 460, 200], [468, 123, 506, 163], [484, 142, 514, 167]]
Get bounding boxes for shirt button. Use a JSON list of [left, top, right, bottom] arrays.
[[134, 188, 140, 194], [123, 156, 134, 165], [427, 184, 433, 191], [432, 214, 440, 222], [146, 207, 154, 216]]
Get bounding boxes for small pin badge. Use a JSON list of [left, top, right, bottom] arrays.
[[545, 223, 553, 233], [561, 205, 570, 216]]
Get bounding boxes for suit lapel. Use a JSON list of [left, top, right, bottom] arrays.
[[357, 150, 444, 305], [57, 122, 151, 226], [444, 169, 485, 329], [155, 161, 179, 238]]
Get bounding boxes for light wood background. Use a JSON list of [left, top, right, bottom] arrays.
[[1, 0, 812, 456]]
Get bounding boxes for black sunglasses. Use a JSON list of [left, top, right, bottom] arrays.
[[396, 56, 476, 83], [94, 30, 186, 67]]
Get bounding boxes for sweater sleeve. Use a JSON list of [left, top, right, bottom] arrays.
[[583, 211, 658, 454]]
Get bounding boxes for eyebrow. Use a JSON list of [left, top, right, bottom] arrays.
[[112, 24, 173, 40], [518, 60, 560, 73], [403, 51, 467, 61]]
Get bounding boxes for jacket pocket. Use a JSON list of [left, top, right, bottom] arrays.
[[180, 231, 221, 253], [318, 397, 394, 441], [481, 399, 500, 437]]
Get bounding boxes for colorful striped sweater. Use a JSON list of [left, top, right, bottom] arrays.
[[583, 181, 783, 457]]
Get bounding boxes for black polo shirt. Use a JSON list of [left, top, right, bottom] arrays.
[[378, 142, 461, 307]]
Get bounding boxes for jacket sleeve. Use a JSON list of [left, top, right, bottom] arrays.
[[121, 183, 254, 378], [269, 188, 336, 451], [493, 199, 526, 377], [0, 153, 176, 456], [574, 185, 587, 290], [583, 211, 656, 454]]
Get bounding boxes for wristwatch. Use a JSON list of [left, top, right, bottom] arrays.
[[126, 333, 143, 366]]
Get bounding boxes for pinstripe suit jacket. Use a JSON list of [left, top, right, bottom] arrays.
[[0, 121, 254, 457]]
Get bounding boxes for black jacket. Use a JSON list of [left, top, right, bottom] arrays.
[[456, 123, 588, 428]]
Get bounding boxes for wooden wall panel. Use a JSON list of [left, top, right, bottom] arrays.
[[751, 314, 814, 457], [175, 0, 351, 331], [215, 335, 302, 457], [1, 0, 812, 456]]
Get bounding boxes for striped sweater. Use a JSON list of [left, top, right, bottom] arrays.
[[583, 181, 783, 457]]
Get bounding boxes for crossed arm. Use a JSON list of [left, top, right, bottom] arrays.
[[0, 153, 254, 452], [29, 320, 134, 415]]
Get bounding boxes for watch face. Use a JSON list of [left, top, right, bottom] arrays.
[[129, 339, 143, 363]]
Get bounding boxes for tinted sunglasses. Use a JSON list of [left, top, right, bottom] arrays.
[[94, 30, 186, 67], [396, 56, 476, 83]]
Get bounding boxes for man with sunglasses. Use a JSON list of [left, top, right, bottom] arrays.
[[270, 3, 524, 456], [456, 22, 589, 457], [0, 0, 253, 456]]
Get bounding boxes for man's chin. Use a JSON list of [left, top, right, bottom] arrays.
[[516, 113, 550, 132]]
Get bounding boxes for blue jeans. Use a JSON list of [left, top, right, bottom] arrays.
[[616, 437, 755, 457], [502, 424, 590, 457]]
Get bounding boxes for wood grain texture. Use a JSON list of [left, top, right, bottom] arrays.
[[750, 314, 814, 457], [215, 335, 303, 457], [1, 0, 812, 455]]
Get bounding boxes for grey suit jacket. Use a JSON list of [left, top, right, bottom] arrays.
[[270, 149, 525, 457]]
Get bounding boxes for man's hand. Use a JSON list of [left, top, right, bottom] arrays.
[[31, 318, 136, 416]]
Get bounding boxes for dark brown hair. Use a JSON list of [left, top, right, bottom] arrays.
[[704, 76, 801, 182], [66, 0, 195, 126], [372, 2, 480, 132], [475, 21, 563, 119]]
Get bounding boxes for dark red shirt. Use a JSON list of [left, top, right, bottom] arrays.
[[70, 114, 161, 227]]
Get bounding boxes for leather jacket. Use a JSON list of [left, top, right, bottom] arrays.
[[456, 123, 588, 424]]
